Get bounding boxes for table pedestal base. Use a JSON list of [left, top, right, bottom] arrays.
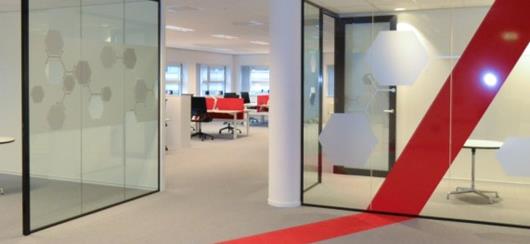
[[447, 187, 499, 204], [446, 147, 501, 204]]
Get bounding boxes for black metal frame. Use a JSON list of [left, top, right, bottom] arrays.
[[21, 0, 162, 235], [301, 0, 530, 230], [332, 15, 397, 177]]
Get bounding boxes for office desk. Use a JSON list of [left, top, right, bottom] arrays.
[[244, 103, 258, 109], [0, 137, 14, 195], [208, 110, 249, 139], [447, 139, 503, 204]]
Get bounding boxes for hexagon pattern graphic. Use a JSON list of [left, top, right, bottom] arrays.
[[319, 113, 378, 168], [88, 95, 105, 120], [31, 86, 45, 103], [100, 46, 117, 68], [74, 61, 92, 85], [101, 87, 112, 102], [45, 30, 64, 56], [63, 74, 76, 94], [123, 48, 137, 69], [135, 79, 149, 103], [496, 138, 530, 176], [366, 31, 428, 86], [47, 103, 66, 130]]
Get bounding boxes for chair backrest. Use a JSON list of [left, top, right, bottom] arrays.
[[241, 92, 251, 103], [216, 98, 244, 111], [191, 97, 208, 116], [224, 92, 239, 98], [205, 97, 216, 110], [257, 95, 269, 106]]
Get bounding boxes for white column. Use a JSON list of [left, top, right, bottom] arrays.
[[268, 0, 302, 207], [159, 0, 167, 192]]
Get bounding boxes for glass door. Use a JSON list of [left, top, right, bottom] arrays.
[[335, 17, 397, 177], [302, 2, 321, 191]]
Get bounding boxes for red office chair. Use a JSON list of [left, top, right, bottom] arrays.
[[257, 95, 269, 112], [215, 98, 245, 135]]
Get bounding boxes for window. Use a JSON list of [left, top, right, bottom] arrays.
[[241, 66, 270, 95], [199, 64, 227, 96], [165, 64, 183, 95]]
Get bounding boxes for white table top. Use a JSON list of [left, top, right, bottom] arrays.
[[208, 109, 246, 114], [464, 139, 503, 149], [0, 137, 15, 145]]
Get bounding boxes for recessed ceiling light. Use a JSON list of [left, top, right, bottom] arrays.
[[250, 41, 269, 46], [211, 34, 238, 40], [394, 7, 406, 11], [166, 25, 194, 32]]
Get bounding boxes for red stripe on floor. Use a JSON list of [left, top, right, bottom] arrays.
[[218, 213, 409, 244]]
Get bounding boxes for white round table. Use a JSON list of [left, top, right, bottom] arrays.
[[0, 137, 15, 145], [0, 137, 14, 195], [447, 139, 503, 203]]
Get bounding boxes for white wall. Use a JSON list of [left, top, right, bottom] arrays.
[[166, 48, 269, 95], [0, 10, 21, 175]]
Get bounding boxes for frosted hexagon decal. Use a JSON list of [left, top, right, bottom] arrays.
[[123, 48, 137, 69], [366, 31, 428, 86], [31, 86, 45, 103], [497, 138, 530, 176], [45, 30, 64, 56], [319, 113, 378, 167], [88, 95, 104, 120], [47, 103, 65, 130], [74, 61, 92, 85], [135, 79, 149, 103], [101, 87, 112, 102], [63, 74, 76, 94], [100, 46, 117, 68]]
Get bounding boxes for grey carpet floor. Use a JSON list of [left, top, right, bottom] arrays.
[[0, 125, 529, 243]]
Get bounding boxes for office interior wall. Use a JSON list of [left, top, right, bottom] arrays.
[[165, 48, 269, 95], [0, 6, 21, 175]]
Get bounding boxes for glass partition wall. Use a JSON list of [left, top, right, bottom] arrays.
[[23, 0, 160, 234], [303, 0, 530, 228]]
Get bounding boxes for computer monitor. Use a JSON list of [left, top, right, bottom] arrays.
[[241, 92, 251, 103], [224, 92, 239, 98]]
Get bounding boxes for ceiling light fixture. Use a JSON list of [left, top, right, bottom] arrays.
[[250, 41, 269, 46], [394, 7, 406, 11], [211, 34, 238, 40], [166, 25, 194, 32]]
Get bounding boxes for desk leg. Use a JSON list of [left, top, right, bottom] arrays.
[[471, 148, 476, 190], [233, 113, 237, 139], [246, 112, 250, 136]]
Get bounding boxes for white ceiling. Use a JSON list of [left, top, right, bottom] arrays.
[[165, 0, 270, 55], [311, 0, 494, 14]]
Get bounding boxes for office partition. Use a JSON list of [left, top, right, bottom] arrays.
[[23, 0, 160, 234], [302, 0, 530, 228]]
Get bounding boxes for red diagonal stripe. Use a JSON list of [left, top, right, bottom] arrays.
[[370, 0, 530, 214], [218, 213, 409, 244]]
